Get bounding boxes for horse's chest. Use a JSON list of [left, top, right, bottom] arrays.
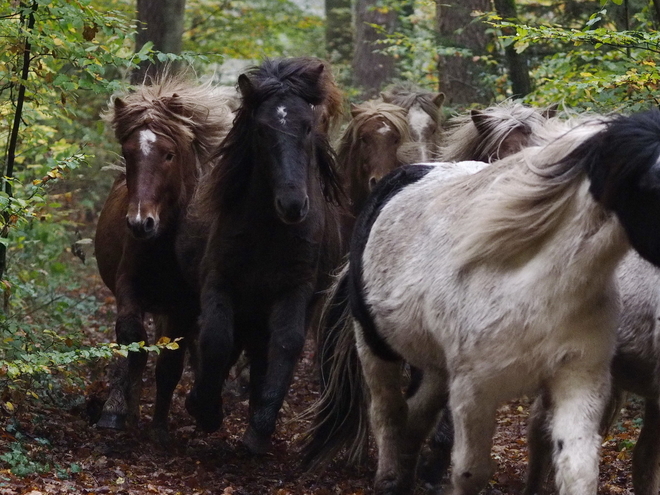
[[220, 227, 320, 297], [134, 242, 192, 310]]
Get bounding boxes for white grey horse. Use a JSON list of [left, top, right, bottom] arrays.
[[304, 110, 660, 495]]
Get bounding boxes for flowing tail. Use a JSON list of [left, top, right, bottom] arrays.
[[300, 263, 370, 471]]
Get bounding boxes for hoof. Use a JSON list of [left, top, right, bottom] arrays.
[[96, 412, 127, 430], [242, 425, 271, 455], [185, 390, 223, 433], [374, 474, 414, 495], [150, 425, 172, 447]]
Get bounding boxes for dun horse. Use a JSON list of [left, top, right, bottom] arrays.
[[304, 110, 660, 494], [381, 82, 445, 162], [178, 58, 344, 455], [95, 77, 237, 439]]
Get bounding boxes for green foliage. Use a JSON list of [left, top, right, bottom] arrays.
[[486, 4, 660, 111], [185, 0, 325, 60], [0, 0, 142, 413]]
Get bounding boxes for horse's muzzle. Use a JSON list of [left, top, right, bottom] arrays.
[[275, 195, 309, 224], [126, 214, 159, 239]]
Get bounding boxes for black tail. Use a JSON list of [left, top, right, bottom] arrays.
[[300, 264, 370, 471]]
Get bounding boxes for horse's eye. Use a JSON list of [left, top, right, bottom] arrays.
[[165, 152, 175, 161], [306, 124, 313, 136]]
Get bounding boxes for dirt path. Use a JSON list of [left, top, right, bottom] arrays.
[[0, 276, 640, 494]]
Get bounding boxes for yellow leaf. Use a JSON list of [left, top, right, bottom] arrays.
[[580, 72, 592, 78], [53, 38, 64, 46], [4, 402, 14, 412], [156, 336, 171, 345]]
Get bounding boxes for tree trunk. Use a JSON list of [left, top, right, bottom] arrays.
[[325, 0, 353, 66], [353, 0, 397, 99], [434, 0, 492, 106], [131, 0, 187, 84], [493, 0, 531, 98]]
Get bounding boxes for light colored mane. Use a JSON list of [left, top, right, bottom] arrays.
[[451, 115, 609, 268], [101, 74, 238, 175], [336, 100, 412, 174], [381, 82, 442, 124], [439, 101, 553, 162]]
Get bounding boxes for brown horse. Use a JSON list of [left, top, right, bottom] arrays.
[[95, 76, 237, 440], [336, 100, 412, 235], [177, 58, 345, 455], [381, 82, 445, 162]]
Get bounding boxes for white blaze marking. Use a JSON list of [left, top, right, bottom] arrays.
[[277, 106, 287, 125], [135, 201, 142, 222], [377, 123, 391, 135], [139, 129, 157, 156], [408, 105, 430, 142]]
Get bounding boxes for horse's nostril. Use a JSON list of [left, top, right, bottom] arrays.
[[369, 177, 378, 190], [145, 216, 155, 232]]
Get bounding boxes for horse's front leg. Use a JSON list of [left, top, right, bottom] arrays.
[[524, 392, 554, 495], [151, 307, 196, 445], [242, 288, 310, 455], [547, 364, 610, 495], [186, 279, 234, 433], [632, 396, 660, 495], [98, 271, 147, 430]]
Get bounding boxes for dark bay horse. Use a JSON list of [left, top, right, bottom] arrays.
[[178, 58, 345, 455], [381, 82, 445, 162], [95, 77, 237, 439]]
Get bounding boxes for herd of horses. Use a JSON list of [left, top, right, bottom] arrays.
[[93, 56, 660, 495]]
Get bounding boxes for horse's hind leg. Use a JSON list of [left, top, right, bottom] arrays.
[[404, 367, 450, 484], [524, 392, 554, 495], [355, 329, 414, 495], [151, 310, 195, 445], [547, 366, 609, 495], [632, 397, 660, 495]]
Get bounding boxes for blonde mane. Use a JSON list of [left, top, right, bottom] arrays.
[[336, 100, 413, 174], [102, 74, 238, 176], [439, 101, 554, 162], [451, 115, 610, 268]]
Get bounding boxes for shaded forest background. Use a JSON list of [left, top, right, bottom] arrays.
[[0, 0, 659, 488]]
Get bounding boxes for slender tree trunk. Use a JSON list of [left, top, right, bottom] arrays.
[[653, 0, 660, 28], [353, 0, 397, 98], [131, 0, 187, 84], [493, 0, 532, 98], [325, 0, 353, 66], [0, 2, 37, 282], [434, 0, 492, 105]]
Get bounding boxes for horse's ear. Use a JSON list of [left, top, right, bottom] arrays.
[[542, 103, 559, 119], [114, 97, 126, 110], [433, 92, 445, 108], [471, 109, 490, 134], [350, 103, 360, 118], [380, 92, 392, 103], [238, 74, 253, 97], [166, 93, 185, 115], [312, 62, 325, 80]]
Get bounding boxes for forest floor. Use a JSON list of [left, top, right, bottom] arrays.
[[0, 269, 641, 494]]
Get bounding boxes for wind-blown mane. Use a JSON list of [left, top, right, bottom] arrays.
[[439, 101, 555, 162], [381, 82, 443, 126], [196, 58, 343, 217], [102, 74, 237, 178], [452, 116, 610, 268], [336, 100, 412, 174]]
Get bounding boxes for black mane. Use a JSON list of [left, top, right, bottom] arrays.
[[199, 58, 343, 215]]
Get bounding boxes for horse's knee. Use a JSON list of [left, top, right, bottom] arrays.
[[450, 461, 494, 495], [115, 315, 146, 344]]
